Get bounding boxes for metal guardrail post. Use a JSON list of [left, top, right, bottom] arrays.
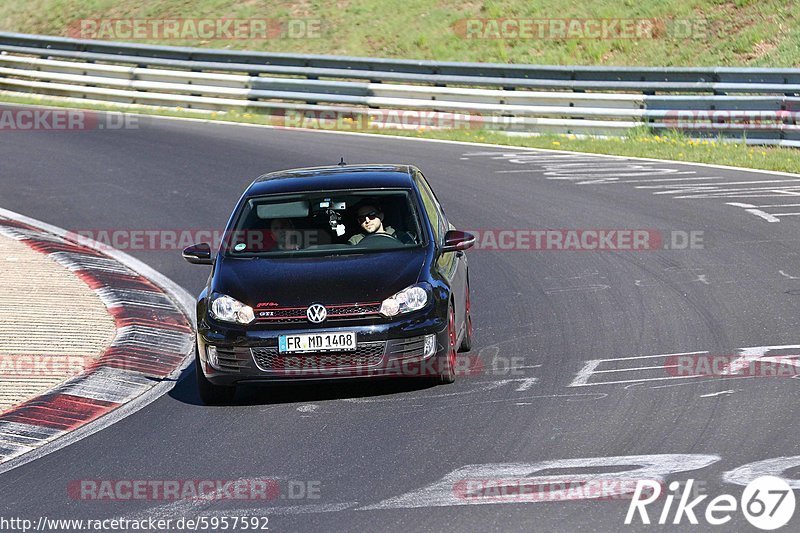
[[1, 32, 799, 144]]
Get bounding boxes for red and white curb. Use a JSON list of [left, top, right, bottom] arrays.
[[0, 209, 195, 470]]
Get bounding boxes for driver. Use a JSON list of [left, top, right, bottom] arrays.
[[348, 202, 396, 245], [270, 218, 301, 250]]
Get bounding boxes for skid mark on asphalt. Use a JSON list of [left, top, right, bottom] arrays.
[[121, 497, 357, 522], [338, 392, 608, 414], [339, 378, 538, 403], [461, 151, 800, 223], [118, 477, 299, 523], [543, 284, 609, 294]]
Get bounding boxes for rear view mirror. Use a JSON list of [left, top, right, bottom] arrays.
[[182, 242, 213, 265], [441, 230, 476, 253], [255, 200, 309, 219]]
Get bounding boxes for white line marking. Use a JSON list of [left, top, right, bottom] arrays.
[[360, 455, 720, 509], [569, 351, 709, 387], [672, 187, 800, 199], [514, 378, 538, 392], [569, 360, 602, 387], [591, 351, 708, 363], [723, 344, 800, 376], [779, 270, 800, 280], [572, 374, 705, 386], [699, 390, 735, 398], [639, 179, 800, 190], [618, 176, 726, 184], [726, 203, 782, 222]]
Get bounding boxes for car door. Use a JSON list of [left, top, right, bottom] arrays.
[[414, 170, 469, 332]]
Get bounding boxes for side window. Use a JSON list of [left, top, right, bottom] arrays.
[[415, 173, 442, 244]]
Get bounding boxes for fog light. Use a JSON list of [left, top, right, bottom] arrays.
[[206, 345, 219, 369], [424, 334, 436, 358]]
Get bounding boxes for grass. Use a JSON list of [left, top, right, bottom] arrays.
[[2, 92, 799, 174], [1, 0, 800, 66]]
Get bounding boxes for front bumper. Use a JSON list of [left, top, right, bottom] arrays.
[[197, 313, 450, 385]]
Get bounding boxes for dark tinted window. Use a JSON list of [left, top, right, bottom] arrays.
[[415, 173, 444, 243], [226, 190, 423, 256]]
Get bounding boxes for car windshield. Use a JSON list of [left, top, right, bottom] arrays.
[[225, 189, 424, 257]]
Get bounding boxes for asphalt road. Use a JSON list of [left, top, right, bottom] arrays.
[[3, 109, 800, 532]]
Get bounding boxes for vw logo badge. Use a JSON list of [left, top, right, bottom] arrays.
[[306, 304, 327, 323]]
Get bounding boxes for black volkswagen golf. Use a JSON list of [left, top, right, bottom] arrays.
[[183, 164, 475, 404]]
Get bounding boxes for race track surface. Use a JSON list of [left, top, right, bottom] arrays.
[[2, 110, 800, 531]]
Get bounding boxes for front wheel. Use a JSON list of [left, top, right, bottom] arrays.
[[196, 349, 236, 405], [458, 285, 473, 353], [436, 305, 458, 384]]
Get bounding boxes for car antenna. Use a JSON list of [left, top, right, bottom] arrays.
[[338, 157, 346, 166]]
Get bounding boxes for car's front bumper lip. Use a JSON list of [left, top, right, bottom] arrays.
[[196, 314, 449, 385]]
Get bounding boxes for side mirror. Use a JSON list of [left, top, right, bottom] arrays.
[[441, 230, 475, 253], [182, 243, 213, 265]]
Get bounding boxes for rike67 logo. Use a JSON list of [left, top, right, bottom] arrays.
[[626, 476, 795, 530]]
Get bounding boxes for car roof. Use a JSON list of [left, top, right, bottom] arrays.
[[246, 164, 417, 196]]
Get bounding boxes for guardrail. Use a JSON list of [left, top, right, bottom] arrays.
[[1, 31, 799, 146]]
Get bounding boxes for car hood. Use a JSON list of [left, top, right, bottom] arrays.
[[211, 248, 427, 307]]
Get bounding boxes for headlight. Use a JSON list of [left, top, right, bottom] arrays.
[[380, 283, 430, 317], [210, 294, 255, 324]]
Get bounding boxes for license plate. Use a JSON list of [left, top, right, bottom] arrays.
[[278, 332, 357, 354]]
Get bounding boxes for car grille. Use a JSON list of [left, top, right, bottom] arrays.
[[255, 303, 381, 324], [251, 341, 386, 372]]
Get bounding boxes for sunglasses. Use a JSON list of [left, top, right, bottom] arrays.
[[357, 211, 380, 224]]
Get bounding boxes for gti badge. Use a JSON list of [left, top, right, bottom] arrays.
[[306, 304, 327, 323]]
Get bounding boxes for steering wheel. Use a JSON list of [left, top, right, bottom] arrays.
[[359, 232, 401, 247]]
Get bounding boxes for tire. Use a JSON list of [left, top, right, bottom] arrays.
[[458, 283, 473, 353], [195, 349, 236, 405], [436, 305, 458, 384]]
